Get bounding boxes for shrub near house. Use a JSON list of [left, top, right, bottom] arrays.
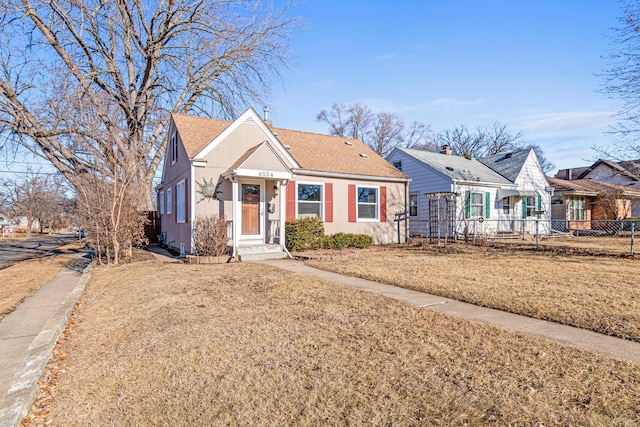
[[285, 217, 373, 251]]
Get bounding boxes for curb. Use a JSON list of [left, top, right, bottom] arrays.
[[0, 255, 92, 427]]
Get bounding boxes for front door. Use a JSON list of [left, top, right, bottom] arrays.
[[240, 182, 264, 241]]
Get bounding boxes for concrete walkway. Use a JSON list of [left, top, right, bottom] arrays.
[[0, 252, 92, 427], [257, 258, 640, 365]]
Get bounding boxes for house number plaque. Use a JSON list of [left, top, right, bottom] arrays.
[[258, 171, 274, 177]]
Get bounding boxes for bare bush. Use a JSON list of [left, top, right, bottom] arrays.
[[193, 215, 229, 257]]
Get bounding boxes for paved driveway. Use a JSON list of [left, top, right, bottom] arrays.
[[0, 234, 76, 267]]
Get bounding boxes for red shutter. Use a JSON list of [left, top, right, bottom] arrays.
[[380, 186, 387, 223], [325, 183, 333, 223], [348, 184, 356, 222], [286, 180, 296, 220]]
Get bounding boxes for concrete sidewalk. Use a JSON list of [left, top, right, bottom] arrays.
[[0, 252, 92, 427], [257, 259, 640, 365]]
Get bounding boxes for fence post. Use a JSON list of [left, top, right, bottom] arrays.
[[631, 221, 635, 256], [536, 217, 539, 250]]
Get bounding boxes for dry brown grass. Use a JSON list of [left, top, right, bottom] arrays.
[[305, 245, 640, 342], [0, 257, 72, 320], [24, 260, 640, 426], [492, 235, 635, 255]]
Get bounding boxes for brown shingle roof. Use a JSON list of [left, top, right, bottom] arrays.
[[548, 177, 640, 197], [172, 113, 230, 159], [171, 113, 408, 180]]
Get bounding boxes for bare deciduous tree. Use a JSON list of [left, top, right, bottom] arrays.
[[433, 123, 555, 172], [0, 0, 298, 263], [316, 102, 432, 156], [601, 0, 640, 157], [0, 171, 65, 234]]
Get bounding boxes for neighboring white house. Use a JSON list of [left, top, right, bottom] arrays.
[[386, 147, 552, 239]]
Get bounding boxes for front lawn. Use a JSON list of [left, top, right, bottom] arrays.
[[25, 260, 640, 426], [305, 244, 640, 341]]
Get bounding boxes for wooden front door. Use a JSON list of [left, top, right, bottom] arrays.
[[241, 183, 261, 235]]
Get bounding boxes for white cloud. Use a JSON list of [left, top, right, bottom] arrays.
[[512, 110, 616, 135]]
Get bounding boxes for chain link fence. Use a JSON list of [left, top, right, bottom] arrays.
[[423, 218, 638, 257]]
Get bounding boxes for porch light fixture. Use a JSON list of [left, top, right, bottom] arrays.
[[273, 185, 279, 195]]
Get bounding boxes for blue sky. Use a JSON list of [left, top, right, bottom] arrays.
[[267, 0, 624, 172]]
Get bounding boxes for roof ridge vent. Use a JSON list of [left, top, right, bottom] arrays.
[[344, 141, 354, 146], [359, 153, 368, 159]]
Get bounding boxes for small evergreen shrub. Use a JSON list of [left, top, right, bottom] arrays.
[[285, 217, 325, 251], [285, 218, 374, 251]]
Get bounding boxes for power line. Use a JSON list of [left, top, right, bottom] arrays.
[[0, 170, 60, 175]]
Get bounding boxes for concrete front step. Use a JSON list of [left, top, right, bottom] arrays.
[[237, 244, 287, 262]]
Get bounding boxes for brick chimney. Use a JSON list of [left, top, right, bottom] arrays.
[[566, 169, 572, 180]]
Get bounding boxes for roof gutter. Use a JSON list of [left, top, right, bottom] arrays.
[[292, 168, 411, 183], [452, 179, 516, 188]]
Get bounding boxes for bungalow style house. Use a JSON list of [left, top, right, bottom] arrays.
[[547, 177, 640, 230], [556, 159, 640, 217], [158, 107, 410, 259], [386, 147, 552, 239]]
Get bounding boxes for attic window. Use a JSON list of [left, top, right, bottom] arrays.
[[344, 141, 353, 146], [446, 166, 454, 171], [359, 153, 368, 159]]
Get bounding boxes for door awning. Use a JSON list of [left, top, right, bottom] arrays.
[[497, 189, 538, 200]]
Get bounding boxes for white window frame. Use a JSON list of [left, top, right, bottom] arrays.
[[166, 187, 172, 215], [469, 192, 484, 218], [159, 191, 165, 215], [568, 197, 585, 221], [357, 185, 379, 222], [170, 132, 178, 165], [409, 193, 418, 217], [297, 182, 323, 219], [501, 197, 510, 214], [525, 196, 537, 217], [176, 180, 186, 223]]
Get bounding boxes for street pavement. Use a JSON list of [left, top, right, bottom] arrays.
[[0, 234, 77, 267]]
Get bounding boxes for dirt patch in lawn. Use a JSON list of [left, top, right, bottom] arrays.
[[304, 244, 640, 342], [24, 260, 640, 426], [0, 257, 73, 320]]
